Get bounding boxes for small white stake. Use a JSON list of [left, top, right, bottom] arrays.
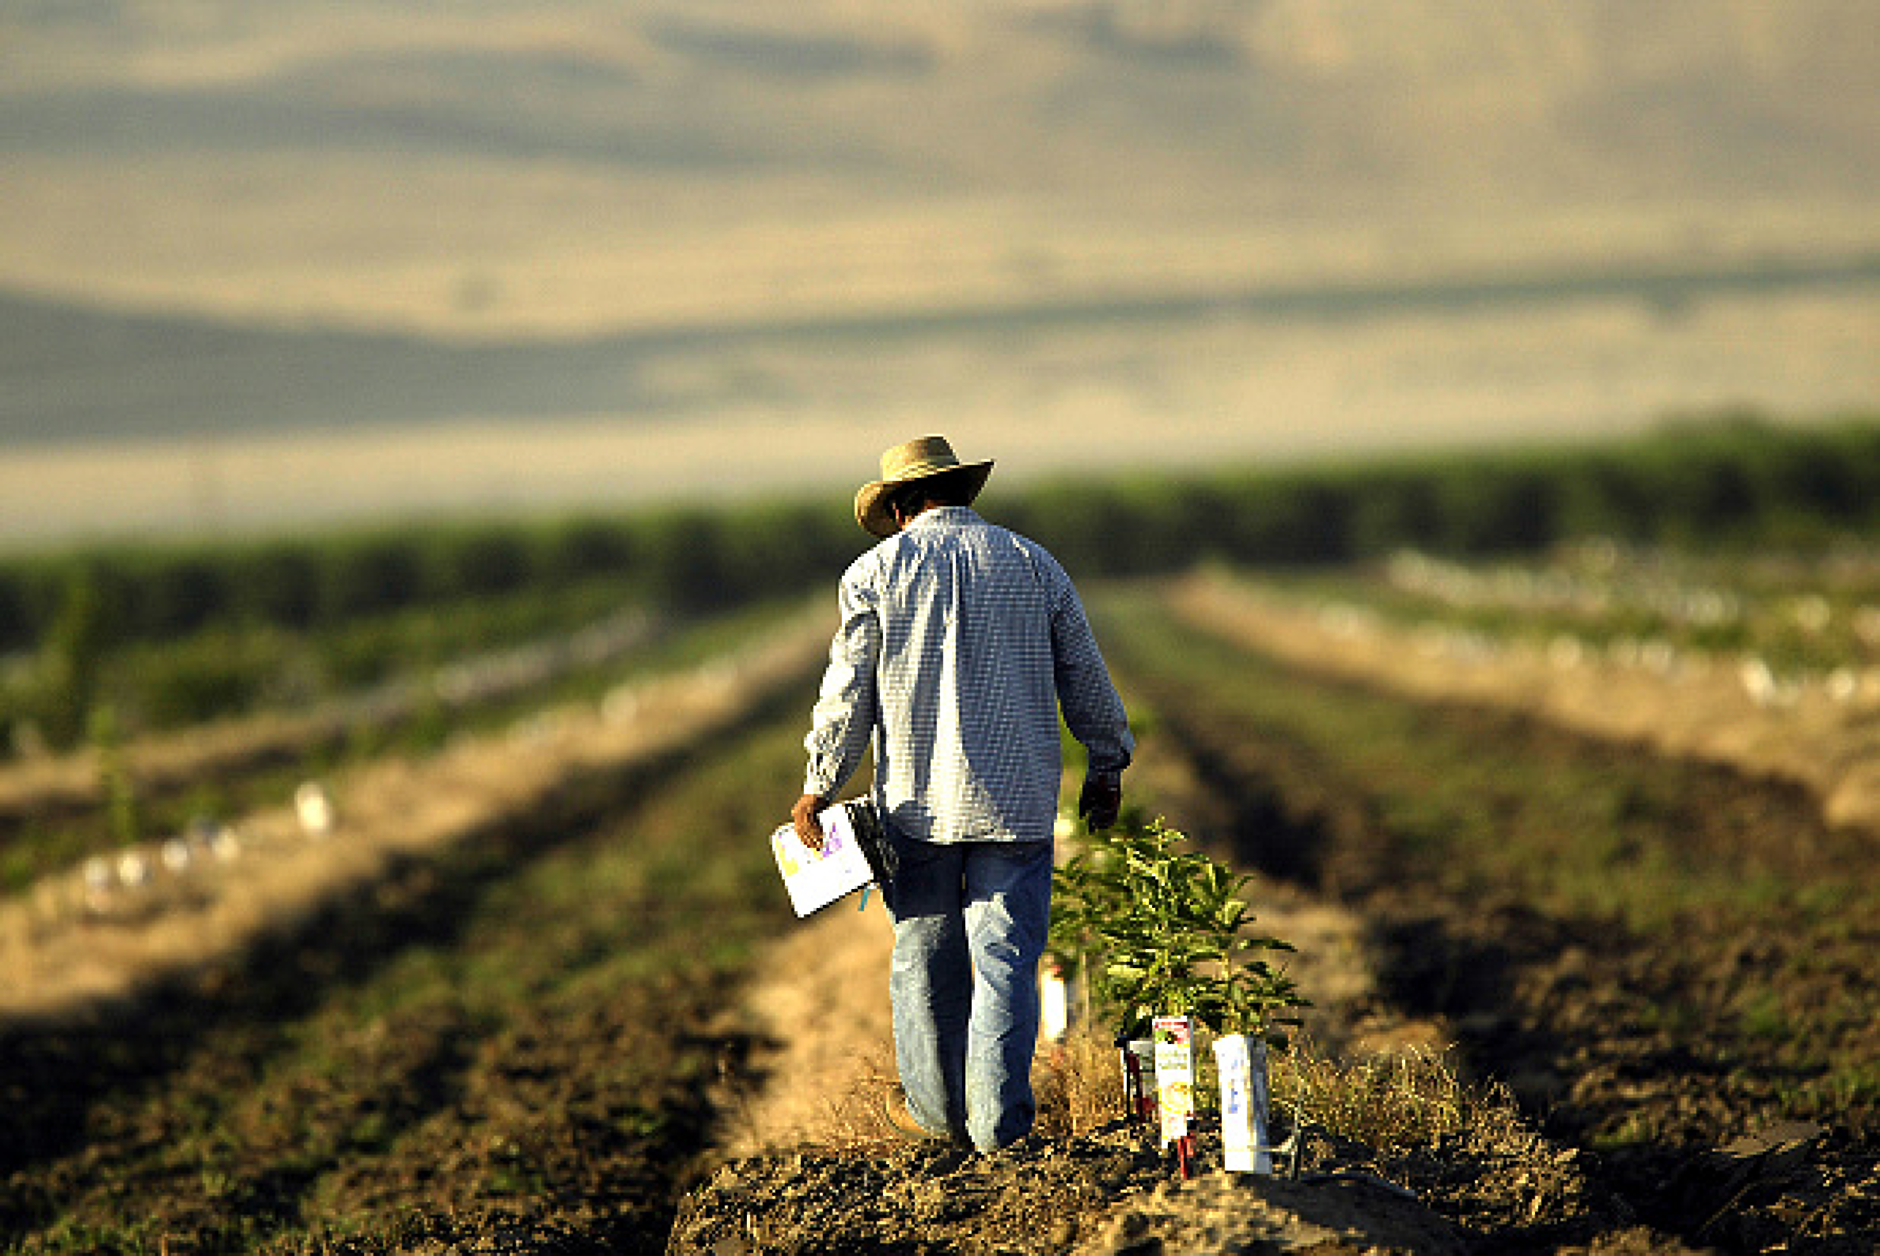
[[296, 781, 335, 837]]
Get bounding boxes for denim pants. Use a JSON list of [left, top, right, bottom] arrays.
[[884, 835, 1053, 1151]]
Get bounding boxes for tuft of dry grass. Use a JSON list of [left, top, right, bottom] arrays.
[[797, 1044, 908, 1155], [769, 1018, 1522, 1160], [1029, 1025, 1523, 1157], [788, 1029, 1133, 1152], [1033, 1028, 1131, 1140], [1270, 1036, 1523, 1154]]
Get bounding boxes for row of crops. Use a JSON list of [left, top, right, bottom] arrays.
[[1275, 541, 1880, 685], [0, 596, 805, 896], [3, 414, 1875, 756]]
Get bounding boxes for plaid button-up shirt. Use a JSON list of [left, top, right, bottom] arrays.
[[803, 507, 1133, 845]]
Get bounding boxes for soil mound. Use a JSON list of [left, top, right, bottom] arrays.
[[668, 1130, 1485, 1256]]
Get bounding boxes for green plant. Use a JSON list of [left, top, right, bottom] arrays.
[[35, 563, 113, 749], [1049, 815, 1306, 1041], [89, 702, 140, 848]]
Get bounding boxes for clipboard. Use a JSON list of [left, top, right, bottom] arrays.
[[770, 799, 893, 917]]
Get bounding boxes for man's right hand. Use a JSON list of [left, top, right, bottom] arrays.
[[792, 793, 827, 851], [1078, 774, 1122, 830]]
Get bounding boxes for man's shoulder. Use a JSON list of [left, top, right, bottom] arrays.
[[985, 521, 1068, 577], [839, 537, 895, 592]]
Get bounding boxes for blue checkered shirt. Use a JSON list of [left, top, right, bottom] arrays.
[[803, 507, 1133, 844]]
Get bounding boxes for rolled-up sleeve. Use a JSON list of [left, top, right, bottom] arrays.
[[803, 570, 881, 799]]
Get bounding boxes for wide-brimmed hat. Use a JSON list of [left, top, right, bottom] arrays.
[[854, 435, 994, 538]]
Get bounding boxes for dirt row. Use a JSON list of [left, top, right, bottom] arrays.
[[0, 611, 662, 822], [1112, 587, 1878, 1252], [0, 635, 835, 1253], [6, 574, 1876, 1253], [1168, 572, 1880, 838], [674, 578, 1877, 1253], [1129, 690, 1877, 1252], [0, 609, 824, 1020]]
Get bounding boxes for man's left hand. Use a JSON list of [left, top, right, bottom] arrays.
[[792, 793, 827, 851], [1078, 774, 1122, 830]]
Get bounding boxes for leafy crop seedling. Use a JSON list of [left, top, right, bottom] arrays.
[[1049, 815, 1307, 1042]]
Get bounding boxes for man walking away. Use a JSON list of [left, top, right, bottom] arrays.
[[792, 435, 1133, 1152]]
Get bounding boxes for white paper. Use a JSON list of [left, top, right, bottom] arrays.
[[770, 804, 876, 917]]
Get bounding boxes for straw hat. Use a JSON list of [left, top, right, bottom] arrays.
[[854, 435, 994, 538]]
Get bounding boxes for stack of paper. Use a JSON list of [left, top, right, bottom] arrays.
[[771, 804, 878, 917]]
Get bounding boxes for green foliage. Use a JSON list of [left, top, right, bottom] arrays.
[[144, 553, 233, 636], [88, 702, 140, 848], [30, 563, 116, 748], [320, 533, 428, 619], [543, 517, 634, 583], [136, 636, 275, 726], [430, 525, 534, 598], [0, 412, 1868, 655], [0, 412, 1871, 745], [1014, 413, 1879, 573], [228, 541, 323, 628], [1050, 815, 1306, 1039]]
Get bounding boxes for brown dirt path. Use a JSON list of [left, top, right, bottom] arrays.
[[719, 693, 1414, 1159]]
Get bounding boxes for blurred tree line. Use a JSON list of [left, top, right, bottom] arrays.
[[1, 414, 1874, 751], [1003, 414, 1878, 577]]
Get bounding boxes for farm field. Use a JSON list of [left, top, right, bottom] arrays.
[[2, 536, 1876, 1253], [4, 2, 1877, 1245], [1091, 581, 1878, 1245]]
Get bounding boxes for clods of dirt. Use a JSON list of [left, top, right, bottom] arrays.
[[669, 1130, 1166, 1256], [1080, 1171, 1465, 1255], [667, 1111, 1655, 1255]]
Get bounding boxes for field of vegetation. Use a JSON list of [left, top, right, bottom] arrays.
[[1, 417, 1876, 1252]]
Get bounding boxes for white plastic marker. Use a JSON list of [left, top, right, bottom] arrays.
[[1214, 1033, 1274, 1174], [1152, 1015, 1197, 1175], [1040, 962, 1070, 1042], [295, 781, 335, 837]]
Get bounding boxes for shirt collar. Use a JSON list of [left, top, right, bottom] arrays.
[[904, 505, 979, 532]]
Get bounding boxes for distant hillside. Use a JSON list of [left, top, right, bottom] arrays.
[[5, 1, 1874, 202], [5, 252, 1877, 445], [2, 1, 1873, 341], [0, 0, 1875, 540]]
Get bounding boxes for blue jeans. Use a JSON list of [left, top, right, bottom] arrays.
[[883, 835, 1053, 1152]]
